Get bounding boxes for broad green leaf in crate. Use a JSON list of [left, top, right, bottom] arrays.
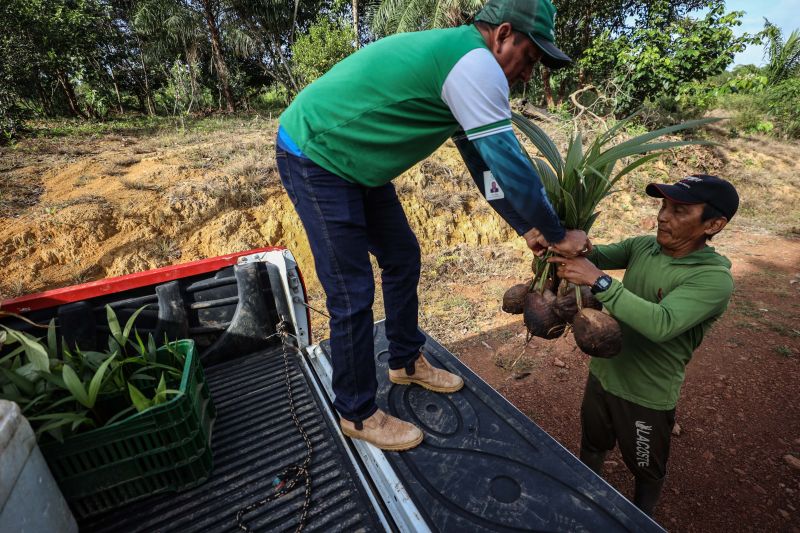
[[38, 340, 215, 519], [1, 326, 50, 373]]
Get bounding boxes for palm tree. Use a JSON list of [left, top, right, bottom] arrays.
[[134, 0, 206, 114], [369, 0, 483, 36], [197, 0, 235, 112], [226, 1, 333, 97], [763, 19, 800, 84], [135, 0, 236, 112]]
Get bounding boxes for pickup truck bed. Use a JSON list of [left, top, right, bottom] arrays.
[[83, 347, 384, 532], [1, 249, 662, 532]]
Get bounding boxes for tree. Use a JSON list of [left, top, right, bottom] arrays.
[[135, 0, 235, 112], [291, 16, 356, 87], [541, 0, 722, 106], [0, 1, 38, 141], [352, 0, 360, 47], [578, 1, 756, 115], [365, 0, 721, 106], [133, 0, 205, 113], [369, 0, 483, 36], [5, 0, 131, 119], [226, 0, 335, 96], [762, 20, 800, 84], [197, 0, 235, 111]]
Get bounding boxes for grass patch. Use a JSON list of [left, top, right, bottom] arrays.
[[132, 145, 156, 155], [119, 178, 164, 192], [223, 152, 277, 185], [422, 189, 470, 212], [71, 270, 95, 285], [440, 295, 472, 312], [167, 175, 266, 211], [22, 114, 276, 142], [153, 237, 180, 261], [775, 345, 795, 357], [48, 195, 108, 210], [114, 156, 141, 167], [766, 322, 800, 339], [26, 116, 174, 139], [733, 320, 761, 331], [493, 342, 540, 373], [0, 279, 27, 299], [73, 174, 94, 187], [419, 158, 458, 180], [730, 300, 764, 319]]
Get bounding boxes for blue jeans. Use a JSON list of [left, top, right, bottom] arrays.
[[276, 146, 426, 422]]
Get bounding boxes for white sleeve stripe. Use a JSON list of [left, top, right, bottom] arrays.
[[465, 125, 514, 140], [441, 48, 511, 133]]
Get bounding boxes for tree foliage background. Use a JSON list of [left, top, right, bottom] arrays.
[[0, 0, 797, 142]]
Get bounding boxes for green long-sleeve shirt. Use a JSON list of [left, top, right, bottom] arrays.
[[587, 236, 734, 410]]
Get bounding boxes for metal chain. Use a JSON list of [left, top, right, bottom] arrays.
[[236, 321, 313, 533]]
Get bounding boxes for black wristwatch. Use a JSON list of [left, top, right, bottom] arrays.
[[591, 274, 613, 294]]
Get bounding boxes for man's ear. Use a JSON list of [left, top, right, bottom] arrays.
[[494, 22, 515, 48], [704, 216, 728, 238]]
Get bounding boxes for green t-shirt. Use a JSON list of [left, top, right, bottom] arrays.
[[280, 25, 514, 186], [588, 236, 734, 410]]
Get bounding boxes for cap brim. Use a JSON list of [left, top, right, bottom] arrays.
[[645, 183, 702, 204], [529, 35, 571, 70]]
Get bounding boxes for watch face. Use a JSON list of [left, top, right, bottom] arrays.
[[598, 277, 611, 289]]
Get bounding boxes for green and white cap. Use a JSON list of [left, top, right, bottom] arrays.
[[475, 0, 572, 69]]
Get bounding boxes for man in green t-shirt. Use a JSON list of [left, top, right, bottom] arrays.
[[276, 0, 589, 451], [548, 174, 740, 516]]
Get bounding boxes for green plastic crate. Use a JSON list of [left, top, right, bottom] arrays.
[[39, 340, 216, 519]]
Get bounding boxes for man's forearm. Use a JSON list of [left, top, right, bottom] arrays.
[[453, 133, 533, 236], [467, 131, 565, 243], [595, 277, 731, 342]]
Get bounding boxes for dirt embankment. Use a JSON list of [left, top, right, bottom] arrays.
[[0, 123, 525, 299], [1, 117, 798, 302]]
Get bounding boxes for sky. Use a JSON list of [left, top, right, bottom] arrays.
[[724, 0, 800, 66]]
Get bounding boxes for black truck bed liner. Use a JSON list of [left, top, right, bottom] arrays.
[[82, 347, 384, 532], [318, 323, 661, 532]]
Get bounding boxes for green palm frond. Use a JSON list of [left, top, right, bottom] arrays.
[[510, 112, 564, 175], [369, 0, 483, 35], [224, 26, 262, 58], [764, 21, 800, 83], [511, 114, 720, 233]]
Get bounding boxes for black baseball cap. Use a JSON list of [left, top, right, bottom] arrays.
[[646, 174, 739, 220], [475, 0, 572, 69]]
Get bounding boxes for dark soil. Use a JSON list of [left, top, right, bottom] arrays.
[[449, 230, 800, 532]]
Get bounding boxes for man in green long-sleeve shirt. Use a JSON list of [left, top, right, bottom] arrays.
[[548, 174, 740, 516]]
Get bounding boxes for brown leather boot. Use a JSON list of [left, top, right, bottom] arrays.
[[388, 353, 464, 393], [340, 409, 423, 451]]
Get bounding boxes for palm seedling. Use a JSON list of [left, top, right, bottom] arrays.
[[0, 305, 184, 441], [504, 113, 718, 357]]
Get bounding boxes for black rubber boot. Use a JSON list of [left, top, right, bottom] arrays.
[[634, 477, 665, 516], [579, 447, 607, 476]]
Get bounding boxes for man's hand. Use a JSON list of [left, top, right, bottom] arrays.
[[522, 228, 547, 256], [547, 255, 604, 287], [550, 229, 591, 258]]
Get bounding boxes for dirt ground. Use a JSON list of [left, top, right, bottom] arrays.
[[1, 116, 799, 531], [447, 229, 800, 532]]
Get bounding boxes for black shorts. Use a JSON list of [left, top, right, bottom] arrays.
[[581, 373, 676, 482]]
